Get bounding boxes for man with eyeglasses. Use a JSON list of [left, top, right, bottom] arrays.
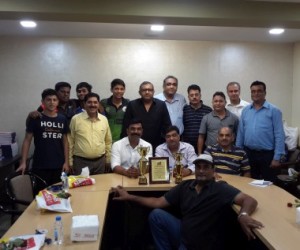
[[236, 81, 285, 182], [121, 81, 171, 151], [111, 154, 263, 249]]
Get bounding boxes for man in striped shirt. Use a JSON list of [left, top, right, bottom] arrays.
[[182, 84, 212, 154], [204, 127, 251, 177]]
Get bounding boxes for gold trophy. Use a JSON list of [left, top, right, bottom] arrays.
[[137, 146, 150, 185], [174, 152, 183, 184]]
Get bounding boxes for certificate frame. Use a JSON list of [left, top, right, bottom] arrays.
[[149, 157, 170, 184]]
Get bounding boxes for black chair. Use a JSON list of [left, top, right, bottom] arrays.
[[277, 148, 300, 197], [3, 171, 47, 223]]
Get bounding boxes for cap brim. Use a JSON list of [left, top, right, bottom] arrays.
[[193, 159, 213, 164]]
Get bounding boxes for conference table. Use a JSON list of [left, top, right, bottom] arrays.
[[2, 173, 300, 250]]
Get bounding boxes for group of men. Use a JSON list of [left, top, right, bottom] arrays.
[[17, 76, 285, 185], [15, 75, 286, 249]]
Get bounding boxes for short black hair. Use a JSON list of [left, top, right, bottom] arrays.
[[111, 78, 125, 89], [250, 80, 266, 91], [84, 92, 100, 102], [76, 82, 92, 92], [55, 81, 71, 91], [187, 84, 201, 93], [165, 126, 180, 136], [213, 91, 226, 100], [127, 118, 143, 128], [41, 88, 58, 100]]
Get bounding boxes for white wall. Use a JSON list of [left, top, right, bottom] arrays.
[[0, 37, 294, 145], [292, 43, 300, 140]]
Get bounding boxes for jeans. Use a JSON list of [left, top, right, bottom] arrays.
[[149, 208, 186, 250]]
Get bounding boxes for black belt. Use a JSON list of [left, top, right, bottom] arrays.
[[74, 155, 104, 161]]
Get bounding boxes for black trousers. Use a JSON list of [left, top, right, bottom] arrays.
[[245, 148, 280, 182]]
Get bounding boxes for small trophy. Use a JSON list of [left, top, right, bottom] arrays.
[[137, 146, 150, 185], [173, 152, 183, 184]]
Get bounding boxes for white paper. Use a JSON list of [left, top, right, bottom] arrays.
[[296, 207, 300, 225], [80, 167, 90, 177], [249, 179, 273, 188]]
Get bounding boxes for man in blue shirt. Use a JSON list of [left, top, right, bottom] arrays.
[[236, 81, 285, 182], [155, 75, 186, 135]]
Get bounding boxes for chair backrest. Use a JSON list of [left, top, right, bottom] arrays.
[[5, 171, 47, 212]]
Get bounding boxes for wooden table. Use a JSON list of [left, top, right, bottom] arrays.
[[3, 173, 300, 250], [3, 191, 109, 250], [220, 174, 300, 250], [69, 173, 123, 192]]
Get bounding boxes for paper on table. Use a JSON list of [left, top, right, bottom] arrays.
[[249, 179, 273, 187]]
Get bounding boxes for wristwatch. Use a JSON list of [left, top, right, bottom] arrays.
[[238, 212, 248, 219]]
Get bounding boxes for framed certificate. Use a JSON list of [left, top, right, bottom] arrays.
[[149, 157, 170, 184]]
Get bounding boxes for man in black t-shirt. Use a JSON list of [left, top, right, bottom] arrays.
[[112, 154, 263, 250], [17, 88, 69, 187]]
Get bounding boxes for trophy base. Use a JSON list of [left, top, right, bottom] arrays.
[[175, 175, 182, 184], [138, 176, 148, 185]]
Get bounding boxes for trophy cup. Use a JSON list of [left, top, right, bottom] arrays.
[[173, 152, 183, 184], [137, 146, 150, 185]]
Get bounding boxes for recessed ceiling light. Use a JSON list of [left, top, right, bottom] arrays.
[[151, 25, 165, 32], [20, 20, 37, 28], [269, 28, 284, 35]]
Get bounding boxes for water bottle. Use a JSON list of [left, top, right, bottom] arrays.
[[61, 172, 69, 192], [53, 215, 63, 245]]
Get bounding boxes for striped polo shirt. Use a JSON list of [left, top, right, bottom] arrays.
[[204, 144, 250, 175]]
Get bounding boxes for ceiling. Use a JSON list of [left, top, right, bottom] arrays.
[[1, 0, 300, 43]]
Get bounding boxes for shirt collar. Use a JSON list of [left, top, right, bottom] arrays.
[[212, 109, 230, 117], [250, 100, 269, 109], [82, 111, 101, 120]]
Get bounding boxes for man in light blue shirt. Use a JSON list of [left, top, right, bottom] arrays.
[[155, 75, 186, 135], [155, 125, 197, 177], [236, 81, 285, 182]]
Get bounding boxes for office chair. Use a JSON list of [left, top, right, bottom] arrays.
[[4, 171, 47, 223], [277, 148, 300, 198]]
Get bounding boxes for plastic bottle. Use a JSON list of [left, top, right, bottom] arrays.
[[53, 215, 63, 245], [61, 172, 69, 192]]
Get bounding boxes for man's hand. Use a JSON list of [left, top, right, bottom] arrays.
[[182, 168, 192, 177], [214, 172, 222, 180], [126, 166, 140, 178], [29, 111, 42, 119], [238, 214, 264, 240], [16, 163, 27, 174], [270, 159, 281, 168], [111, 185, 130, 201], [62, 162, 70, 173]]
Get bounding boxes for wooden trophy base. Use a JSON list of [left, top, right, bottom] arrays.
[[175, 175, 182, 184], [138, 176, 148, 185]]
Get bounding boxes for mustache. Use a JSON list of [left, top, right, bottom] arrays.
[[131, 133, 141, 137]]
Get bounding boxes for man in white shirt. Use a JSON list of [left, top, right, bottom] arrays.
[[111, 118, 153, 178], [155, 75, 186, 134], [226, 82, 249, 118]]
